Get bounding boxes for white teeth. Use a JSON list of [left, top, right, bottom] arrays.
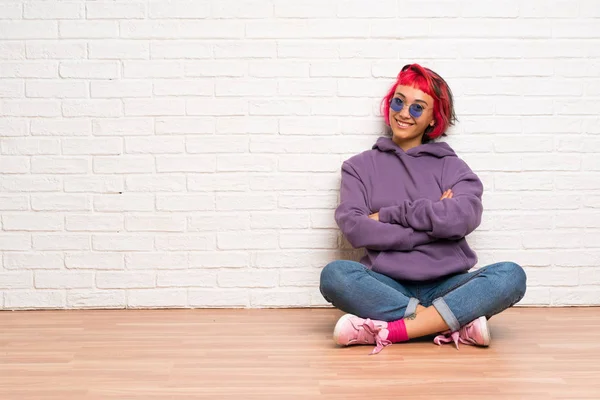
[[396, 119, 411, 128]]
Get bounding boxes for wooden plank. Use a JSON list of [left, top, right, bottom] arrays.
[[1, 308, 599, 399]]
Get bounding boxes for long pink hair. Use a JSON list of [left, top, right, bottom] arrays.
[[380, 64, 456, 140]]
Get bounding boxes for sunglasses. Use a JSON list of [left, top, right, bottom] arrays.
[[389, 97, 425, 118]]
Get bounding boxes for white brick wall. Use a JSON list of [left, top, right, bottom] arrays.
[[1, 0, 599, 309]]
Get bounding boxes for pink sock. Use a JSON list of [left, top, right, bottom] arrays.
[[386, 319, 409, 343]]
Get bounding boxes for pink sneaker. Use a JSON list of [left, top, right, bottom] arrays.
[[333, 314, 391, 355], [433, 316, 491, 349]]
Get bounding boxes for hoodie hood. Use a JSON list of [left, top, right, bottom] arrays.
[[372, 136, 457, 159]]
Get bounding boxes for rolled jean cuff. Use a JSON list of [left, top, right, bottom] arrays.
[[404, 297, 420, 318], [432, 297, 460, 332]]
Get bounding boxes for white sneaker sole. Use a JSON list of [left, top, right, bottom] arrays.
[[478, 316, 491, 347], [333, 313, 355, 345]]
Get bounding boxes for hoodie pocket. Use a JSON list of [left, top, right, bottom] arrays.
[[369, 250, 383, 271], [453, 240, 471, 267]]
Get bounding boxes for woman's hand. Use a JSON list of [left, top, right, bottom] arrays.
[[440, 189, 453, 200], [368, 212, 379, 221]]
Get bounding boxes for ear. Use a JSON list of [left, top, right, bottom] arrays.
[[430, 121, 435, 127]]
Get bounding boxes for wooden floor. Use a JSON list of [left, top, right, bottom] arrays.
[[1, 308, 599, 400]]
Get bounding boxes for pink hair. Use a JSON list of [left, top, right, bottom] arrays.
[[380, 64, 456, 140]]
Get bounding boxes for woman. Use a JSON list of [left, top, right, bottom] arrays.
[[320, 64, 527, 355]]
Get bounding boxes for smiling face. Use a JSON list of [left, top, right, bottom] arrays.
[[389, 85, 436, 151]]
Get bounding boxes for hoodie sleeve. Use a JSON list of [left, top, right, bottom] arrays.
[[378, 157, 483, 240], [335, 161, 434, 251]]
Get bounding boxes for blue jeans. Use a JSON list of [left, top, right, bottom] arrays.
[[319, 260, 527, 332]]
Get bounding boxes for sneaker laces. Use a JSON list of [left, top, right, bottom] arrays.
[[359, 319, 392, 355], [433, 322, 478, 350]]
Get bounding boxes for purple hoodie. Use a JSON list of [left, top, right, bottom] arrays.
[[335, 136, 483, 281]]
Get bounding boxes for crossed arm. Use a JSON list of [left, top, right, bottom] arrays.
[[369, 189, 454, 220], [335, 158, 483, 251], [377, 158, 484, 240], [335, 162, 435, 251]]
